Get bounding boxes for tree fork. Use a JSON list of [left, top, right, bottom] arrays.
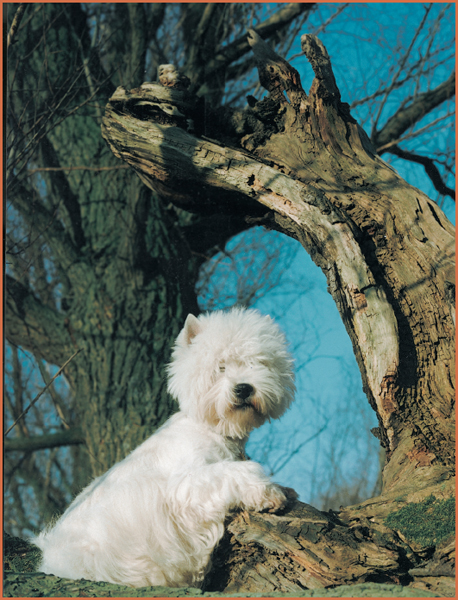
[[101, 32, 455, 595]]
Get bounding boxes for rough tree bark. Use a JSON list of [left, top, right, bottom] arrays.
[[100, 31, 455, 596], [5, 4, 203, 481], [6, 174, 199, 477]]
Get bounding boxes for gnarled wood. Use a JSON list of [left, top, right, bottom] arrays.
[[101, 31, 455, 595]]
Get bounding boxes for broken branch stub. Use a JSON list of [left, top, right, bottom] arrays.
[[301, 33, 340, 99], [247, 28, 307, 107]]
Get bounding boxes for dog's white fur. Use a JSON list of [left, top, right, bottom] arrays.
[[33, 308, 295, 588]]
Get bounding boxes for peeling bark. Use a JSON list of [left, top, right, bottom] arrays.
[[101, 31, 455, 595]]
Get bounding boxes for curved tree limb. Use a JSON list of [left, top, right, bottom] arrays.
[[102, 77, 454, 471], [101, 29, 455, 595], [103, 26, 455, 473]]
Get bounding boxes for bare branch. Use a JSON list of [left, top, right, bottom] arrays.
[[5, 427, 84, 453], [37, 359, 71, 429], [371, 4, 433, 137], [4, 349, 82, 437], [385, 145, 455, 200], [350, 54, 453, 110], [373, 70, 455, 149], [271, 421, 329, 476], [376, 111, 454, 152], [195, 3, 315, 93]]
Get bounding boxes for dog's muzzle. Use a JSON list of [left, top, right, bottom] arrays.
[[233, 383, 254, 407]]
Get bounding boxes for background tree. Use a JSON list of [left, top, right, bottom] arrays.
[[5, 0, 319, 537], [5, 3, 455, 595]]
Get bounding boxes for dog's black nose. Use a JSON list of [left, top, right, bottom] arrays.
[[234, 383, 254, 401]]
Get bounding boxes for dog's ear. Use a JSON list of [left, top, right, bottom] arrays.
[[183, 314, 201, 346]]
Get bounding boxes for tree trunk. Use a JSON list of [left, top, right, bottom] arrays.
[[5, 2, 205, 480], [101, 32, 455, 595], [6, 174, 200, 476], [65, 180, 202, 476]]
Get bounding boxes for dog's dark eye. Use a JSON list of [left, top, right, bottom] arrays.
[[219, 364, 225, 373]]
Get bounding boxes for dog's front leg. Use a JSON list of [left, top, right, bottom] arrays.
[[172, 460, 288, 522]]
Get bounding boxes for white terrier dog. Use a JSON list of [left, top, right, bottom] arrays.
[[33, 308, 295, 588]]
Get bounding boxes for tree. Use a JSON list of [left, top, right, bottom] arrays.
[[5, 3, 455, 596], [4, 0, 319, 534], [99, 25, 456, 598]]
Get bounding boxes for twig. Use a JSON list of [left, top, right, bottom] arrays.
[[371, 4, 432, 137], [4, 349, 82, 437], [376, 111, 454, 153], [7, 3, 26, 50], [271, 421, 329, 476]]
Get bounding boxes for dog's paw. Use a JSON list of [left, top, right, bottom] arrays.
[[253, 484, 288, 513], [279, 485, 299, 503]]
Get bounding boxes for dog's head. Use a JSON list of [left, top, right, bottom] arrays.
[[167, 308, 295, 439]]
